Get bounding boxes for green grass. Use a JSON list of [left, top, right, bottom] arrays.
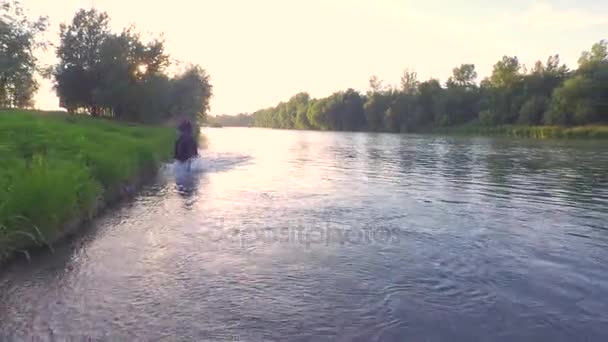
[[431, 123, 608, 139], [0, 110, 176, 260]]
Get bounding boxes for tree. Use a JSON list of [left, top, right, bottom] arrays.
[[519, 96, 548, 125], [578, 40, 607, 71], [480, 56, 526, 124], [548, 41, 608, 125], [340, 88, 366, 131], [515, 54, 568, 124], [489, 56, 521, 88], [0, 0, 48, 108], [53, 9, 211, 124], [441, 64, 481, 125], [368, 75, 384, 94], [170, 65, 213, 125], [54, 8, 110, 115], [400, 69, 419, 94], [94, 29, 171, 121], [276, 102, 291, 128], [364, 91, 391, 131], [417, 79, 444, 126], [290, 92, 311, 129], [307, 97, 330, 130], [527, 55, 568, 93], [387, 92, 417, 132], [447, 64, 477, 88]]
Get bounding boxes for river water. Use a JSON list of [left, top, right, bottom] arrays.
[[1, 128, 607, 341]]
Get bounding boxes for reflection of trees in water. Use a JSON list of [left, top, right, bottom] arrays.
[[365, 146, 383, 173], [298, 132, 607, 212], [551, 151, 608, 210], [415, 138, 443, 176], [478, 139, 608, 209], [441, 139, 475, 184], [290, 136, 312, 172], [397, 138, 416, 173], [484, 154, 512, 189], [363, 133, 392, 177]]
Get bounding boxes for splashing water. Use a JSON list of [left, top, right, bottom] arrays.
[[163, 153, 253, 179]]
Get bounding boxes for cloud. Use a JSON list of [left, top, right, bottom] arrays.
[[515, 2, 608, 30]]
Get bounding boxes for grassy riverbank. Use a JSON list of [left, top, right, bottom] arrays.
[[430, 123, 608, 139], [0, 110, 176, 261]]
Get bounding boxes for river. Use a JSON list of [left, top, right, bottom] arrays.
[[1, 128, 607, 341]]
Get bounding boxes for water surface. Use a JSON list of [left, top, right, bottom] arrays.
[[1, 128, 607, 341]]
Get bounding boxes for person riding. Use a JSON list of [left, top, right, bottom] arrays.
[[174, 119, 199, 166]]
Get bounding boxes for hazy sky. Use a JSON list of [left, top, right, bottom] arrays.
[[25, 0, 608, 115]]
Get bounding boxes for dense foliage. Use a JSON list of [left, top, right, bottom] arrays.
[[52, 9, 212, 124], [0, 0, 48, 108], [251, 41, 608, 132]]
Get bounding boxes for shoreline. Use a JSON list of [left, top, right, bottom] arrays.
[[0, 161, 167, 268], [239, 124, 608, 140], [0, 110, 178, 268], [427, 124, 608, 140]]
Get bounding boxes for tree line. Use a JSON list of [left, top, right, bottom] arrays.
[[251, 41, 607, 132], [0, 1, 212, 124], [208, 113, 254, 127]]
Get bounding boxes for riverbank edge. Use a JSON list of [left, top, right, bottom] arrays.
[[245, 124, 608, 139], [0, 160, 169, 268], [0, 110, 191, 268], [426, 124, 608, 139]]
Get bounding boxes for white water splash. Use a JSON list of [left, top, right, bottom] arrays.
[[161, 153, 252, 179]]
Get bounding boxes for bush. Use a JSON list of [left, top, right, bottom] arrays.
[[479, 110, 499, 126], [573, 100, 597, 125], [543, 106, 569, 125], [518, 96, 548, 125]]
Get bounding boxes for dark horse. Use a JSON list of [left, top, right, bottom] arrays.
[[174, 119, 199, 170]]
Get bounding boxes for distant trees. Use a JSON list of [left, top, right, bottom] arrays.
[[0, 0, 48, 108], [252, 40, 608, 132], [52, 8, 212, 124], [208, 113, 253, 127]]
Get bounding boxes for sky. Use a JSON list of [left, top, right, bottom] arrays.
[[24, 0, 608, 116]]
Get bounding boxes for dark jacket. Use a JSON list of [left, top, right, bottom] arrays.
[[174, 126, 198, 162]]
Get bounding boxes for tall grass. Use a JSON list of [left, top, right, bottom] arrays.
[[431, 123, 608, 139], [0, 110, 175, 260]]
